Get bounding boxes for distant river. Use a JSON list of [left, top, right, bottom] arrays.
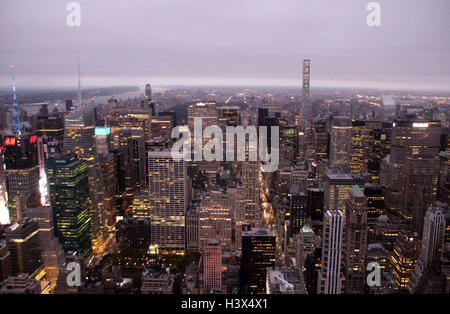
[[90, 87, 166, 105], [90, 88, 144, 105]]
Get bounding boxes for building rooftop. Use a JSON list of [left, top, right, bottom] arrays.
[[349, 185, 364, 197], [243, 227, 275, 237], [266, 267, 307, 294], [367, 243, 385, 252]]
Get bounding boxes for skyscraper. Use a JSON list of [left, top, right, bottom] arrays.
[[26, 206, 65, 291], [344, 186, 368, 294], [188, 101, 218, 135], [401, 157, 439, 236], [420, 207, 446, 267], [301, 59, 311, 121], [350, 120, 365, 174], [240, 227, 276, 294], [5, 217, 44, 279], [323, 172, 364, 214], [288, 187, 307, 236], [307, 188, 324, 221], [98, 153, 117, 233], [130, 190, 151, 219], [36, 108, 65, 159], [115, 128, 146, 200], [187, 101, 220, 183], [145, 83, 152, 101], [239, 161, 261, 227], [3, 134, 40, 222], [381, 119, 440, 219], [63, 105, 105, 251], [313, 120, 328, 162], [108, 108, 152, 143], [64, 98, 74, 112], [148, 149, 187, 253], [408, 207, 446, 293], [364, 184, 385, 233], [390, 120, 441, 164], [388, 230, 419, 289], [94, 126, 111, 155], [329, 116, 352, 172], [203, 239, 222, 293], [149, 114, 175, 139], [47, 155, 92, 258], [317, 210, 345, 294], [218, 106, 240, 129], [366, 122, 392, 182], [199, 190, 233, 252]]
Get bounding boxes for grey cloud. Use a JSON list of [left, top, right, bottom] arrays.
[[0, 0, 448, 90]]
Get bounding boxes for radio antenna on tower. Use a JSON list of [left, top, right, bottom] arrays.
[[10, 64, 20, 135]]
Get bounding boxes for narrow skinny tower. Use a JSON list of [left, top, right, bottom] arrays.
[[301, 59, 311, 121], [10, 64, 20, 134]]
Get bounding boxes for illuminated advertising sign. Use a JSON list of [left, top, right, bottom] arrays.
[[4, 137, 16, 146], [95, 126, 111, 136], [412, 123, 429, 128]]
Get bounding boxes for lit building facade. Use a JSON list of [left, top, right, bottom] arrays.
[[2, 134, 40, 222], [47, 155, 92, 258], [63, 105, 105, 251], [388, 230, 419, 289], [26, 206, 65, 291], [350, 120, 365, 174], [323, 172, 364, 214], [203, 239, 222, 293], [5, 218, 44, 279], [199, 190, 233, 252], [364, 184, 385, 233], [329, 116, 352, 172], [148, 149, 187, 253], [344, 186, 368, 294], [240, 227, 276, 294]]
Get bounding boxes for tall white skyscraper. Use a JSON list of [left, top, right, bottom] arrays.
[[148, 149, 187, 253], [408, 206, 446, 293], [318, 210, 345, 294], [420, 207, 446, 267]]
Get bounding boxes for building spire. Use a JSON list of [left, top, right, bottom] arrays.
[[10, 64, 21, 135]]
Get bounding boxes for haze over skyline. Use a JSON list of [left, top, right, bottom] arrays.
[[0, 0, 449, 91]]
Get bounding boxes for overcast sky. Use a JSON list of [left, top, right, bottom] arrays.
[[0, 0, 448, 90]]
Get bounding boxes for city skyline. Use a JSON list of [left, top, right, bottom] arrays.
[[0, 0, 449, 300]]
